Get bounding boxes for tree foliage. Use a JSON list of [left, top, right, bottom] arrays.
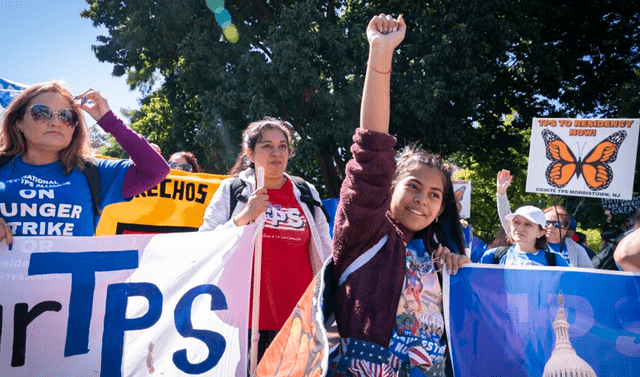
[[82, 0, 640, 235]]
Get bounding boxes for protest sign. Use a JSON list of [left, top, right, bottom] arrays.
[[601, 195, 640, 216], [452, 180, 471, 219], [445, 265, 640, 376], [96, 170, 227, 235], [0, 226, 257, 376], [526, 118, 639, 200]]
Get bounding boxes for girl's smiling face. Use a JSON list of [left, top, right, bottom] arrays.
[[390, 165, 445, 233]]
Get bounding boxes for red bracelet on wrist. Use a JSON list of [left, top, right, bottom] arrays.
[[367, 62, 392, 74]]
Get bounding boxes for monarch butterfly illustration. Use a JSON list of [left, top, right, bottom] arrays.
[[454, 185, 466, 202], [454, 185, 466, 214], [541, 129, 627, 191]]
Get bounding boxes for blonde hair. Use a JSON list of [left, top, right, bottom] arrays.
[[0, 81, 92, 173]]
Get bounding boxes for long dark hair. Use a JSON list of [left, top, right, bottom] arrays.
[[228, 117, 296, 176], [392, 146, 465, 255], [533, 229, 548, 250]]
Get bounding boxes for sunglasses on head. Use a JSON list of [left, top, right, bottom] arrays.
[[27, 104, 78, 129], [545, 220, 567, 229], [169, 161, 193, 172]]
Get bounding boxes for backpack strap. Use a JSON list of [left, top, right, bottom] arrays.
[[82, 161, 102, 217], [544, 251, 557, 267], [289, 176, 331, 223], [492, 246, 511, 264], [227, 175, 331, 224], [228, 177, 248, 220]]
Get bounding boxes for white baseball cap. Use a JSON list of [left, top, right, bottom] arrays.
[[505, 206, 546, 227]]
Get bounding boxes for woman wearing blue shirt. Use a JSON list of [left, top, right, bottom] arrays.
[[480, 205, 569, 267], [0, 81, 170, 248]]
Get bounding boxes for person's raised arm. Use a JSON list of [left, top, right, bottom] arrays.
[[360, 14, 406, 134], [496, 169, 513, 234], [74, 89, 170, 198]]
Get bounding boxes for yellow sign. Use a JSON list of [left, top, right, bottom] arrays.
[[96, 170, 227, 235]]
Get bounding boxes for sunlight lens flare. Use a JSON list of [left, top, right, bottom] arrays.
[[205, 0, 224, 12], [205, 1, 239, 43], [223, 24, 239, 43]]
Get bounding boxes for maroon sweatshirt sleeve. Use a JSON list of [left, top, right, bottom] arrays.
[[332, 128, 397, 276], [97, 111, 170, 198]]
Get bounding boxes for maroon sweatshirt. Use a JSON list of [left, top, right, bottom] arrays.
[[332, 128, 416, 347], [97, 110, 170, 197]]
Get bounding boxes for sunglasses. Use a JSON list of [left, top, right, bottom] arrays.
[[169, 161, 193, 172], [545, 220, 567, 229], [27, 104, 79, 129]]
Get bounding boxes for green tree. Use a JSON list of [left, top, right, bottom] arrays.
[[83, 0, 640, 218]]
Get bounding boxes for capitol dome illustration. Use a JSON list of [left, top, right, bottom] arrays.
[[542, 293, 597, 377]]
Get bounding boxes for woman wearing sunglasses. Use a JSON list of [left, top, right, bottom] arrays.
[[496, 169, 594, 267], [0, 81, 170, 247], [168, 150, 202, 173]]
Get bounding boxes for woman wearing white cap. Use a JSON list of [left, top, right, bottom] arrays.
[[495, 169, 593, 267], [479, 205, 569, 266]]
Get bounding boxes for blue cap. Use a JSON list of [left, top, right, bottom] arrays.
[[569, 216, 577, 231]]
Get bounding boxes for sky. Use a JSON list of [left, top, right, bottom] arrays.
[[0, 0, 143, 117]]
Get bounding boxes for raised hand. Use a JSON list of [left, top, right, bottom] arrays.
[[496, 169, 513, 195], [361, 13, 406, 133], [367, 13, 406, 50], [74, 89, 112, 121]]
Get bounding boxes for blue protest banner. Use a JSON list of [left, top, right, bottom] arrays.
[[446, 265, 640, 376]]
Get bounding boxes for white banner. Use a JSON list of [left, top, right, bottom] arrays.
[[0, 226, 257, 376], [526, 118, 639, 200]]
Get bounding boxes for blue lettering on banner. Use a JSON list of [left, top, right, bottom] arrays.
[[101, 283, 163, 377], [5, 248, 237, 374], [28, 251, 139, 357], [612, 296, 640, 357], [173, 284, 228, 374]]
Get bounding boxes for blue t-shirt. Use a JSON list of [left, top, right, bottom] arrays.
[[546, 241, 571, 264], [480, 245, 569, 267], [462, 225, 487, 263], [0, 156, 131, 236]]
